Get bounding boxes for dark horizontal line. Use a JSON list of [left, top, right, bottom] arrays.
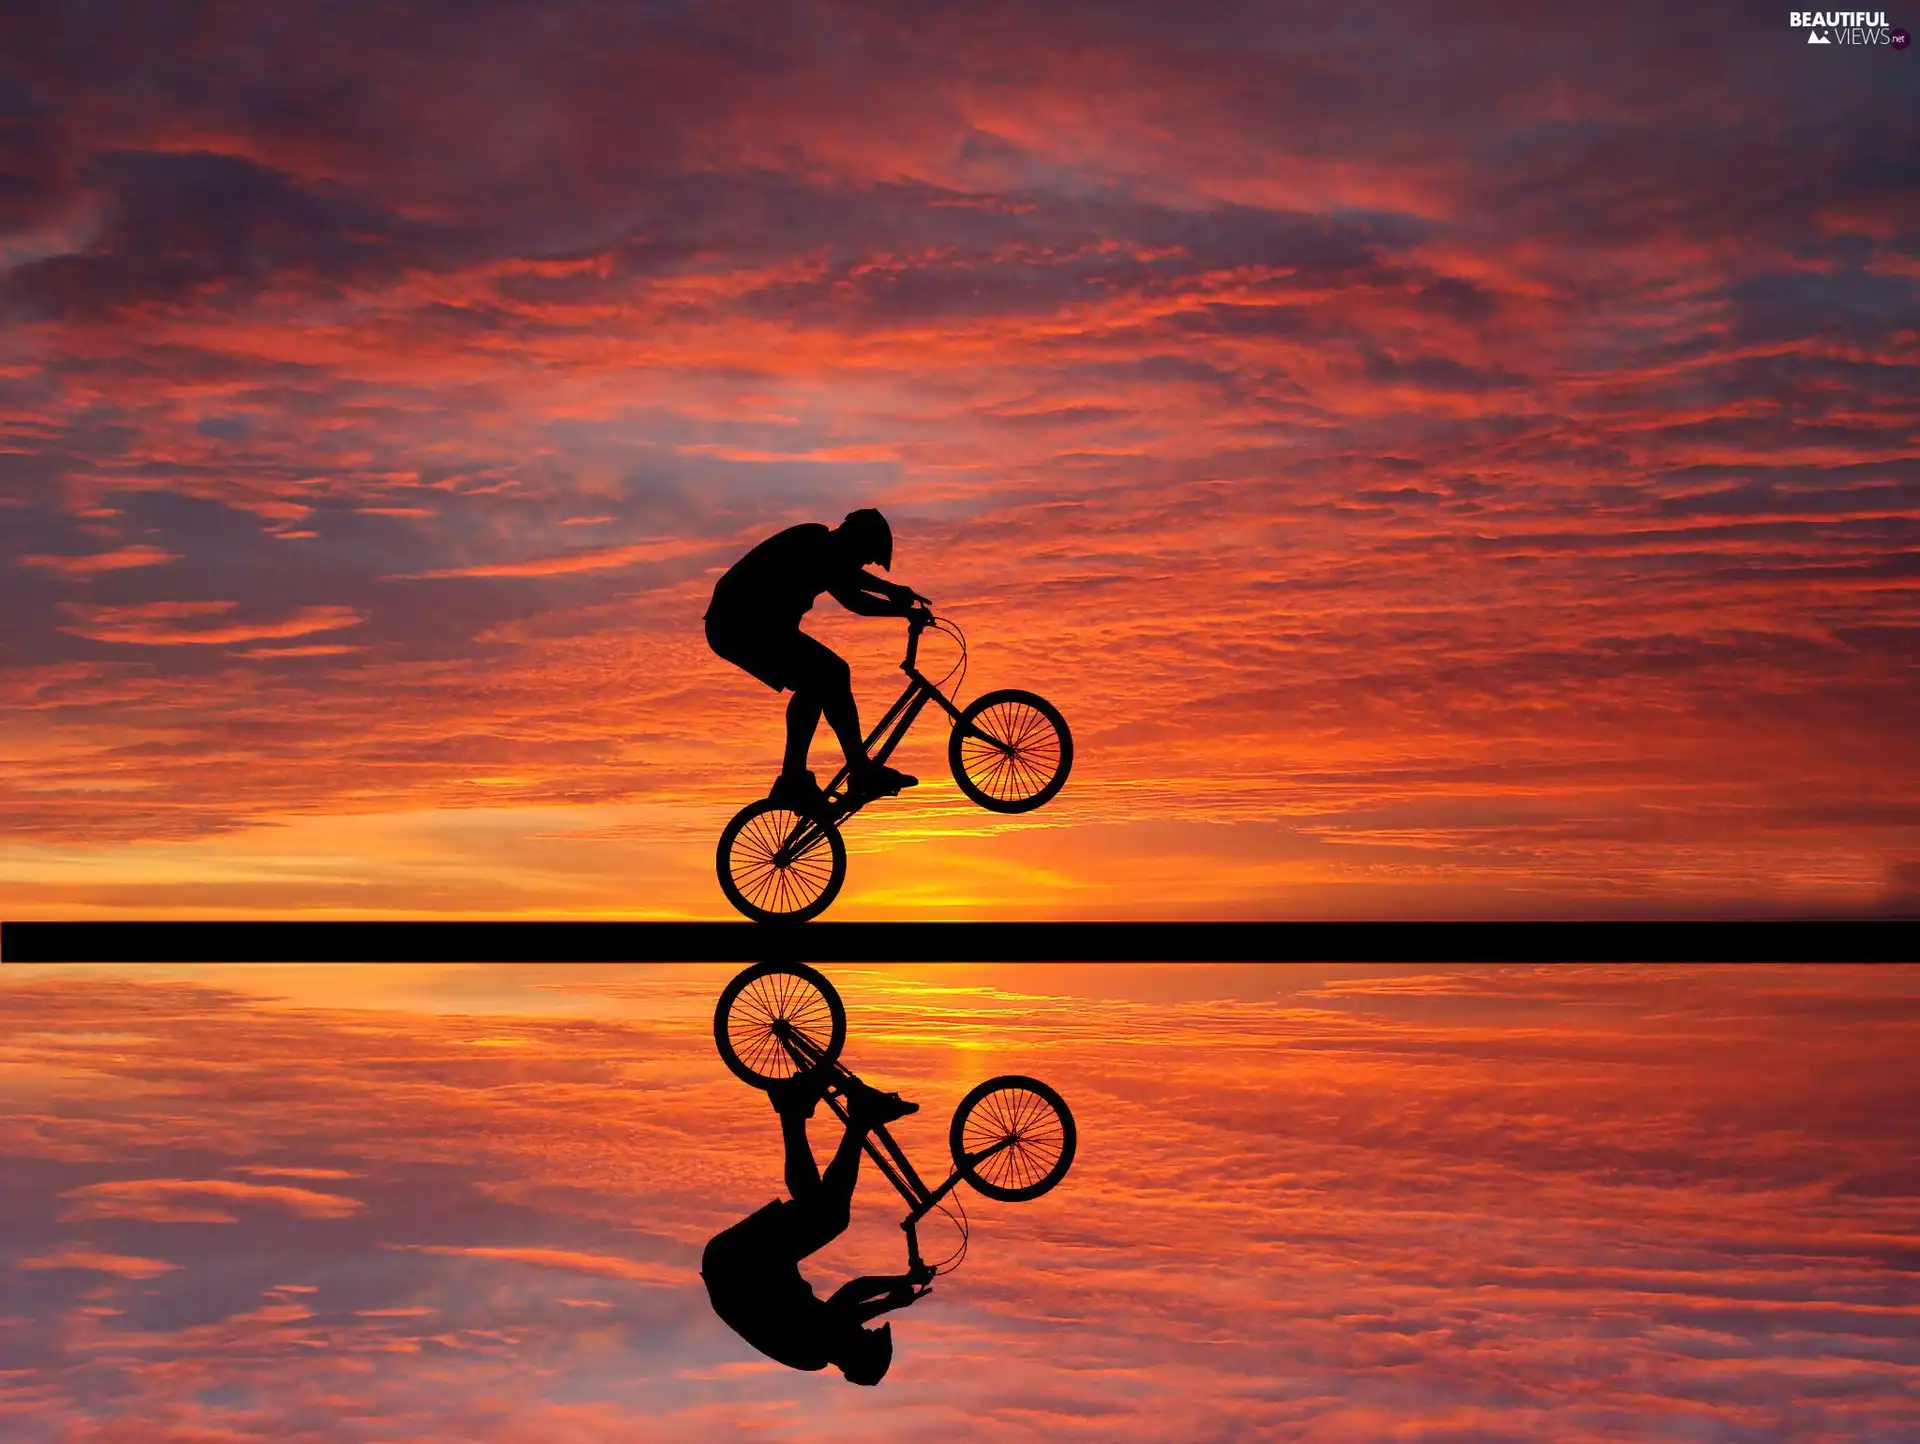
[[2, 919, 1909, 964]]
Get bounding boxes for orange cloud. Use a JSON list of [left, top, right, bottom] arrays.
[[56, 602, 366, 647], [235, 1165, 363, 1180], [0, 0, 1912, 925], [236, 643, 364, 657], [390, 1246, 683, 1285], [18, 544, 183, 574], [61, 1178, 365, 1222], [18, 1249, 181, 1279], [393, 536, 720, 579]]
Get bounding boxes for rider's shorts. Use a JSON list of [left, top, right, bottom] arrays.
[[705, 617, 845, 696], [704, 1194, 845, 1275], [704, 1198, 807, 1274]]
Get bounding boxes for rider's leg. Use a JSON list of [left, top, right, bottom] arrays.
[[781, 1108, 866, 1253], [783, 690, 822, 778], [819, 681, 866, 771], [787, 633, 916, 789], [797, 1085, 920, 1234], [817, 1111, 870, 1216], [775, 1080, 919, 1257], [780, 1102, 824, 1202], [788, 637, 865, 769], [772, 1072, 829, 1200]]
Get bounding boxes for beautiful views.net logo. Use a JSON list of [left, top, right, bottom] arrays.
[[1789, 10, 1908, 44]]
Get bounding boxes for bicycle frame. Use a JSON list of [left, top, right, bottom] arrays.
[[772, 615, 989, 865], [823, 615, 967, 813], [773, 1023, 1014, 1273]]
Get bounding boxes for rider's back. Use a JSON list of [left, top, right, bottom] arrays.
[[702, 1203, 835, 1371], [707, 523, 845, 633]]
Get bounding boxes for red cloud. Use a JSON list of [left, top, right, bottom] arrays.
[[390, 1246, 684, 1285], [0, 0, 1911, 922], [394, 536, 720, 579], [61, 1177, 365, 1223], [56, 602, 366, 647], [19, 1249, 181, 1279], [18, 544, 183, 574]]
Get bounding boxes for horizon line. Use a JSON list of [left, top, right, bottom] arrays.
[[3, 918, 1909, 964]]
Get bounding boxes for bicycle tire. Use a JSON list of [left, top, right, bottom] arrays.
[[713, 961, 847, 1088], [949, 1074, 1076, 1202], [717, 798, 847, 924], [948, 689, 1073, 814]]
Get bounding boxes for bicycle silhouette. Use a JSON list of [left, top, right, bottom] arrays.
[[717, 612, 1073, 923], [715, 961, 1076, 1278]]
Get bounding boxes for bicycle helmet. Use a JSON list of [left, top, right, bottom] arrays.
[[839, 1322, 893, 1386], [840, 507, 893, 569]]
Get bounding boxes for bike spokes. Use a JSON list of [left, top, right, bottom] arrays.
[[713, 962, 848, 1087], [955, 696, 1065, 809], [724, 967, 839, 1081], [728, 806, 839, 918], [952, 1075, 1075, 1198]]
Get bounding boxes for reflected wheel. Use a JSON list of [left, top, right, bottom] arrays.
[[713, 961, 847, 1088], [950, 1075, 1076, 1202]]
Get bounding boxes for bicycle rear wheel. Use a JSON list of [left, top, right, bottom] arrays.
[[714, 961, 847, 1088], [949, 690, 1072, 813], [717, 799, 847, 924], [949, 1075, 1076, 1202]]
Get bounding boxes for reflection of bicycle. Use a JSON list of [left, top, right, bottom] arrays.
[[717, 613, 1073, 924], [714, 961, 1076, 1278]]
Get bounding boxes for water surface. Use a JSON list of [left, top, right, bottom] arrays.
[[3, 963, 1916, 1440]]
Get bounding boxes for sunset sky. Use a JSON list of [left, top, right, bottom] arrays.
[[5, 961, 1918, 1440], [3, 2, 1918, 918]]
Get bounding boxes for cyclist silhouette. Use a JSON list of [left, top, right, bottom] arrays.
[[702, 1073, 934, 1386], [705, 509, 930, 815]]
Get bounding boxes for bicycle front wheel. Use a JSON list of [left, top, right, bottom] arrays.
[[714, 961, 846, 1088], [950, 1075, 1076, 1202], [717, 799, 847, 924], [949, 689, 1072, 813]]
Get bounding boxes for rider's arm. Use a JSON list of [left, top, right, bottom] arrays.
[[827, 570, 921, 618], [866, 572, 929, 607], [828, 1272, 930, 1322]]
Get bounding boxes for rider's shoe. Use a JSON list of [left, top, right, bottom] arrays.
[[851, 763, 918, 798], [768, 769, 828, 815], [848, 1082, 919, 1127]]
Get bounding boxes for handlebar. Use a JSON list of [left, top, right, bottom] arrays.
[[904, 609, 929, 669], [902, 608, 965, 689]]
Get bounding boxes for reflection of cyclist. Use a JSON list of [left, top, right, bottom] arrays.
[[705, 509, 930, 814], [702, 1075, 933, 1386]]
